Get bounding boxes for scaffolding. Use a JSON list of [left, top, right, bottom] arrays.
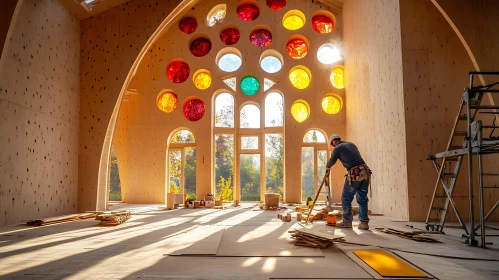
[[426, 72, 499, 248]]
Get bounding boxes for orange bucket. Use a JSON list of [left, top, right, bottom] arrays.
[[327, 214, 337, 224]]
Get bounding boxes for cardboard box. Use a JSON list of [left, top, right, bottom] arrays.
[[215, 199, 223, 206], [205, 200, 215, 208], [194, 201, 200, 208], [265, 193, 280, 208]]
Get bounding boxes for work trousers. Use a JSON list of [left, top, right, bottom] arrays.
[[341, 177, 370, 223]]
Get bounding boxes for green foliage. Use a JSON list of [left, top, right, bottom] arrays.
[[169, 182, 180, 194], [301, 147, 315, 201], [184, 147, 196, 199], [109, 146, 122, 201], [265, 134, 284, 200], [216, 176, 233, 201]]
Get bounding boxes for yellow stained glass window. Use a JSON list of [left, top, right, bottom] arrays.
[[322, 95, 342, 114], [291, 100, 310, 123], [289, 66, 311, 89], [330, 66, 345, 89], [282, 10, 306, 30], [193, 69, 211, 90], [156, 90, 178, 113]]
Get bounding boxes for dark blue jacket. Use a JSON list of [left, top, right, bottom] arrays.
[[326, 141, 366, 170]]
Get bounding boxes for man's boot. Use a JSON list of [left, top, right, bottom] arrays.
[[336, 219, 352, 228], [358, 222, 369, 230]]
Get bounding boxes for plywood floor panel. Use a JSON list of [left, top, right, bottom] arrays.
[[216, 225, 325, 257]]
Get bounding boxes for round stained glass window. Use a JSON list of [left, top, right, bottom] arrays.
[[289, 66, 311, 89], [291, 100, 310, 123], [322, 95, 342, 114], [166, 60, 190, 83], [218, 53, 242, 72], [260, 56, 282, 73], [330, 66, 345, 89], [190, 38, 212, 57], [317, 43, 341, 64], [192, 69, 212, 90], [250, 29, 272, 48], [237, 3, 260, 21], [286, 38, 308, 59], [240, 76, 260, 96], [179, 17, 197, 34], [282, 10, 305, 30], [312, 14, 335, 34], [183, 98, 205, 122], [156, 90, 178, 113], [266, 0, 286, 10], [220, 28, 240, 45]]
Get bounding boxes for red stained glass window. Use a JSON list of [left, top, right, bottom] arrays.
[[183, 98, 206, 122], [266, 0, 286, 10], [178, 17, 197, 34], [286, 38, 308, 59], [220, 28, 240, 45], [312, 15, 334, 34], [190, 38, 212, 57], [237, 3, 260, 21], [166, 61, 190, 83], [250, 29, 272, 48]]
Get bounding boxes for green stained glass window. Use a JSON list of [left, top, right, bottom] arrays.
[[240, 76, 260, 96]]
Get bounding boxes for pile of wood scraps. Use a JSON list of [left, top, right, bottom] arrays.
[[289, 228, 345, 248], [93, 210, 132, 226], [26, 213, 98, 226], [375, 228, 441, 243]]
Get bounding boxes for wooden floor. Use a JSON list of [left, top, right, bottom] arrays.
[[0, 204, 498, 280]]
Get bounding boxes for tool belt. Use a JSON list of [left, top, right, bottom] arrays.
[[345, 164, 373, 197]]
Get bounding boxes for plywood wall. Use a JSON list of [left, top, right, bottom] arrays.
[[401, 0, 499, 221], [343, 0, 408, 220], [114, 0, 346, 204], [0, 0, 80, 225], [79, 0, 183, 211]]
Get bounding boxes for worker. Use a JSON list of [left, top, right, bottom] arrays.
[[326, 134, 371, 230]]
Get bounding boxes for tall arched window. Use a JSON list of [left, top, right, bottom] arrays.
[[168, 129, 196, 200], [214, 92, 235, 201], [213, 91, 285, 202], [301, 129, 329, 202]]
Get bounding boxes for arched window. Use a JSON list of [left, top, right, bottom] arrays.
[[301, 129, 329, 202], [168, 129, 196, 200], [215, 92, 235, 128], [265, 92, 283, 127], [213, 92, 236, 202], [240, 104, 260, 128]]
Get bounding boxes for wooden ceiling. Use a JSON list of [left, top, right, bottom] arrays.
[[317, 0, 344, 12], [59, 0, 134, 20], [61, 0, 345, 21]]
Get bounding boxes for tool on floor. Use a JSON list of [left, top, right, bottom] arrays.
[[426, 72, 499, 248], [304, 169, 331, 224]]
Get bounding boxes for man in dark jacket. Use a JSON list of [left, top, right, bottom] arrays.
[[326, 134, 371, 230]]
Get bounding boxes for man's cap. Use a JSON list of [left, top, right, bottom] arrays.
[[329, 134, 341, 144]]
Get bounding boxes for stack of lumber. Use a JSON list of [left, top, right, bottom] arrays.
[[26, 213, 98, 226], [302, 209, 330, 221], [374, 228, 441, 243], [94, 210, 132, 226], [289, 228, 345, 248]]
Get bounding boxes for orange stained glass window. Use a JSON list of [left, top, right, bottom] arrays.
[[322, 95, 342, 114], [330, 66, 345, 89], [291, 100, 310, 123], [193, 69, 211, 90], [282, 10, 305, 30], [286, 38, 308, 59], [289, 66, 311, 89], [156, 90, 178, 113]]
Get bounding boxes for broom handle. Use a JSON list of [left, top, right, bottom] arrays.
[[305, 169, 331, 224]]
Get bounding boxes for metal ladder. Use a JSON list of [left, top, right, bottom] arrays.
[[425, 81, 485, 233]]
